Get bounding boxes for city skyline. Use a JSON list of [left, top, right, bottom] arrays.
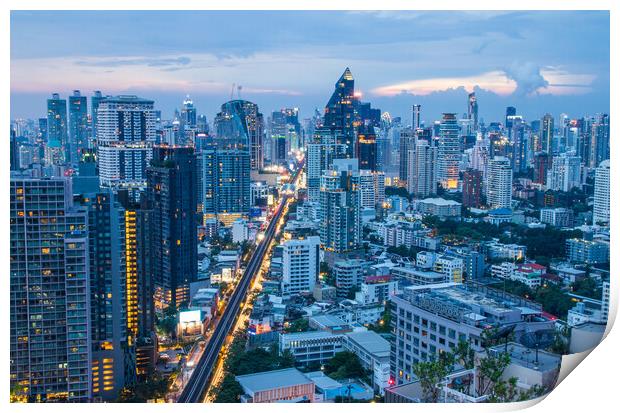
[[11, 10, 610, 122]]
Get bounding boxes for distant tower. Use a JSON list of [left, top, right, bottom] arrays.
[[593, 159, 610, 225], [68, 90, 88, 164], [412, 104, 421, 130], [467, 93, 478, 132], [47, 92, 68, 148], [437, 113, 460, 190], [486, 156, 513, 209]]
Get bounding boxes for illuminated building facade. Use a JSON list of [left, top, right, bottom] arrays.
[[10, 178, 92, 402], [437, 113, 461, 189]]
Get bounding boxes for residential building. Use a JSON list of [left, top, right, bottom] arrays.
[[486, 156, 512, 209], [281, 236, 320, 295], [415, 198, 461, 218], [565, 238, 610, 264], [437, 113, 461, 189], [10, 178, 92, 401], [540, 208, 574, 228], [593, 159, 610, 225]]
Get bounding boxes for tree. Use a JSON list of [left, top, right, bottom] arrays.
[[324, 351, 366, 380], [285, 317, 309, 333], [412, 351, 455, 402], [210, 373, 243, 403]]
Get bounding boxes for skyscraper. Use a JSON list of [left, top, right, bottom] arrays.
[[533, 152, 550, 185], [10, 178, 92, 402], [214, 100, 264, 170], [69, 90, 88, 164], [77, 192, 136, 400], [547, 154, 582, 192], [486, 156, 513, 209], [406, 139, 437, 199], [96, 95, 157, 197], [324, 67, 356, 155], [541, 113, 554, 154], [306, 128, 347, 202], [505, 106, 517, 130], [319, 159, 362, 254], [200, 148, 251, 225], [462, 168, 483, 208], [437, 113, 461, 190], [356, 125, 377, 171], [510, 119, 528, 174], [467, 92, 478, 132], [181, 95, 197, 128], [589, 114, 610, 168], [46, 93, 68, 149], [398, 128, 416, 186], [412, 104, 421, 130], [593, 159, 610, 225], [91, 91, 106, 145], [147, 146, 198, 308]]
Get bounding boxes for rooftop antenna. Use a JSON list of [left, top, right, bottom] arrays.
[[237, 85, 242, 99], [230, 83, 236, 101]]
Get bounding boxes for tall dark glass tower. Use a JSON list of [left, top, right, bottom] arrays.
[[214, 100, 264, 170], [356, 125, 377, 171], [69, 90, 88, 164], [46, 93, 68, 149], [324, 67, 356, 155], [147, 146, 198, 309]]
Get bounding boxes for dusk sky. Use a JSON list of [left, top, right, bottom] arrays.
[[11, 10, 610, 124]]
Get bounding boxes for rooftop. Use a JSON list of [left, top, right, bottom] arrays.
[[420, 198, 461, 206], [489, 343, 561, 373], [344, 331, 390, 356], [236, 368, 312, 394]]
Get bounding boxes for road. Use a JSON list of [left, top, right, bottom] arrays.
[[176, 161, 303, 403]]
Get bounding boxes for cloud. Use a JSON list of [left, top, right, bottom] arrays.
[[504, 62, 549, 96], [74, 56, 191, 68], [371, 71, 517, 97], [536, 67, 596, 95]]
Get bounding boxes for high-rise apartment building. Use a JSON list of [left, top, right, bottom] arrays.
[[486, 156, 512, 209], [146, 146, 198, 308], [10, 178, 92, 402], [541, 113, 554, 154], [96, 95, 157, 196], [593, 159, 610, 225], [467, 92, 478, 133], [281, 236, 321, 295], [200, 149, 251, 225], [437, 113, 460, 190], [68, 90, 88, 164], [306, 128, 347, 202], [462, 168, 482, 208], [547, 154, 582, 192], [406, 139, 437, 198]]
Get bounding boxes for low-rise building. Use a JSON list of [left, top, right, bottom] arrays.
[[565, 238, 610, 264], [279, 331, 344, 366], [540, 207, 574, 228], [236, 368, 315, 403], [342, 331, 391, 395], [415, 198, 461, 218]]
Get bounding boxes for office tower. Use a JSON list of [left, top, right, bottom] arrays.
[[181, 95, 197, 128], [511, 119, 528, 173], [356, 125, 377, 171], [281, 236, 321, 295], [375, 133, 391, 173], [146, 146, 198, 309], [407, 139, 437, 198], [319, 160, 362, 253], [77, 192, 136, 400], [412, 104, 421, 130], [398, 128, 416, 186], [593, 159, 610, 225], [486, 156, 512, 209], [462, 168, 483, 208], [37, 117, 48, 142], [196, 115, 209, 134], [214, 100, 264, 170], [96, 95, 156, 197], [324, 67, 356, 155], [467, 93, 478, 132], [541, 113, 554, 154], [91, 91, 106, 141], [46, 93, 68, 149], [437, 113, 461, 190], [67, 90, 88, 164], [589, 114, 610, 168], [547, 154, 582, 192], [306, 128, 348, 202], [10, 129, 19, 171], [533, 152, 550, 185], [505, 106, 517, 130], [10, 178, 91, 402], [200, 148, 251, 225]]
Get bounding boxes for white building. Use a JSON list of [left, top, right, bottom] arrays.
[[593, 159, 610, 225], [547, 154, 582, 192], [486, 156, 512, 209], [415, 198, 461, 218], [540, 208, 574, 228], [342, 331, 391, 395], [407, 140, 437, 198], [281, 236, 320, 295], [232, 219, 249, 243], [96, 96, 156, 193], [279, 331, 344, 366]]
